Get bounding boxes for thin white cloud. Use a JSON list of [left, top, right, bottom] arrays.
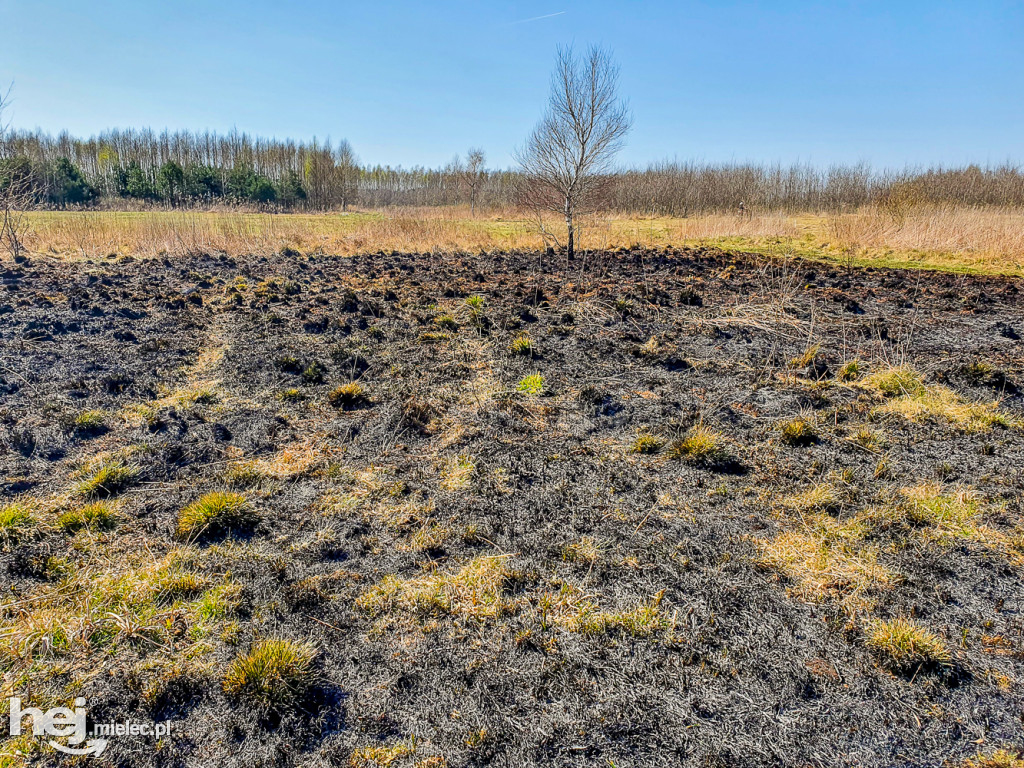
[[508, 11, 566, 25]]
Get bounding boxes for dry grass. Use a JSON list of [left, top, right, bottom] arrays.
[[17, 205, 1024, 276], [827, 204, 1024, 274], [757, 515, 894, 613], [863, 366, 1016, 433], [355, 555, 511, 623], [0, 549, 233, 668]]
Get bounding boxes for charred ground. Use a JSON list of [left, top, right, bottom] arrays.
[[1, 247, 1022, 767]]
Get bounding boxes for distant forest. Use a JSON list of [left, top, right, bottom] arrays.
[[2, 128, 1023, 213]]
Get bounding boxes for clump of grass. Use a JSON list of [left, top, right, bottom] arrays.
[[537, 585, 668, 637], [356, 555, 511, 621], [440, 455, 475, 492], [301, 361, 327, 384], [176, 491, 256, 539], [864, 365, 925, 397], [0, 501, 37, 546], [837, 360, 861, 381], [851, 427, 883, 451], [418, 331, 452, 343], [434, 313, 459, 331], [509, 334, 533, 356], [178, 385, 218, 407], [277, 388, 306, 402], [667, 425, 730, 467], [865, 617, 951, 672], [275, 355, 303, 373], [788, 344, 821, 369], [780, 416, 818, 446], [573, 600, 668, 637], [785, 483, 841, 514], [900, 483, 982, 534], [57, 501, 117, 533], [75, 457, 139, 498], [349, 741, 417, 768], [222, 460, 269, 488], [962, 750, 1024, 768], [562, 537, 601, 565], [71, 410, 107, 435], [631, 432, 664, 454], [466, 294, 485, 310], [328, 382, 369, 410], [222, 639, 317, 709], [516, 373, 544, 395]]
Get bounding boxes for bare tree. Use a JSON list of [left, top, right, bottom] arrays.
[[461, 148, 486, 215], [335, 139, 358, 211], [515, 46, 631, 258], [0, 85, 34, 261]]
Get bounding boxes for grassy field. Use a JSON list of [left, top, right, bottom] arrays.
[[16, 204, 1024, 276]]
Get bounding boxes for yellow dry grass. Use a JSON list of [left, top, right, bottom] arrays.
[[16, 204, 1024, 276], [756, 515, 895, 613]]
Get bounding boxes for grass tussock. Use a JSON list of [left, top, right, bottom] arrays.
[[177, 491, 256, 539], [516, 374, 544, 395], [865, 617, 951, 672], [222, 639, 317, 709], [75, 457, 140, 498], [667, 425, 730, 466], [779, 416, 818, 446], [328, 382, 370, 410], [631, 432, 664, 454], [0, 501, 38, 546], [57, 500, 118, 533]]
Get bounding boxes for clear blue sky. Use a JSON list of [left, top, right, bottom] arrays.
[[2, 0, 1022, 169]]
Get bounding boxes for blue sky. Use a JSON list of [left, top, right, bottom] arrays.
[[2, 0, 1022, 169]]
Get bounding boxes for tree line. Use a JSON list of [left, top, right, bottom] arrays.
[[2, 126, 1023, 214]]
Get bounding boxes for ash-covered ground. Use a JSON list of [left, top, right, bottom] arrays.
[[1, 247, 1022, 767]]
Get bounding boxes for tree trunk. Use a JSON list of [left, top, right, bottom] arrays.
[[565, 197, 574, 259]]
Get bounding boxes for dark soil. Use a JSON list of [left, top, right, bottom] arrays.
[[1, 247, 1022, 767]]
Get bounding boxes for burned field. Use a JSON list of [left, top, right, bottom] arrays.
[[1, 246, 1022, 767]]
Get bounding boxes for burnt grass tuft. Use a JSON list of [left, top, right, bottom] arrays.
[[1, 246, 1023, 766]]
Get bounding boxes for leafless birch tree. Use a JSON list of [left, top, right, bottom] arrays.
[[461, 148, 486, 215], [515, 46, 631, 258], [0, 86, 33, 261]]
